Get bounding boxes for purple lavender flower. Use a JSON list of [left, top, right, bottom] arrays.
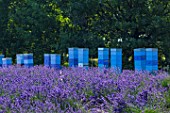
[[0, 66, 169, 112]]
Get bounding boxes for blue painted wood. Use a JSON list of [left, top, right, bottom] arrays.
[[78, 48, 89, 67], [98, 48, 109, 68], [69, 48, 78, 67], [134, 48, 146, 71], [110, 48, 122, 72], [24, 54, 34, 67], [2, 58, 12, 67], [146, 48, 158, 72], [16, 54, 24, 65], [0, 55, 4, 67], [44, 54, 51, 67], [50, 54, 61, 69]]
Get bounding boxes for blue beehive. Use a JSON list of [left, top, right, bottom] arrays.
[[134, 48, 146, 71], [110, 48, 122, 72], [16, 54, 24, 65], [0, 55, 4, 67], [50, 54, 61, 69], [78, 48, 89, 67], [69, 48, 78, 67], [2, 58, 12, 67], [24, 53, 34, 67], [98, 48, 109, 68], [146, 48, 158, 72], [44, 54, 51, 67]]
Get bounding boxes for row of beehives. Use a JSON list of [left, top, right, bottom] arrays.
[[0, 48, 158, 72]]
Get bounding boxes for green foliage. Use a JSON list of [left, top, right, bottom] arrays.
[[163, 89, 170, 109], [63, 62, 68, 67], [165, 96, 170, 108], [0, 0, 169, 67], [161, 78, 170, 111], [144, 108, 159, 113], [124, 106, 141, 113], [161, 77, 170, 88], [85, 89, 94, 99], [89, 59, 98, 67]]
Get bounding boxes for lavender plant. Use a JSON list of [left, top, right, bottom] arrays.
[[0, 66, 169, 113]]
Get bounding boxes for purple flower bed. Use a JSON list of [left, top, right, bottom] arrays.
[[0, 66, 170, 113]]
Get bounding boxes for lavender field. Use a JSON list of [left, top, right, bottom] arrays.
[[0, 66, 170, 113]]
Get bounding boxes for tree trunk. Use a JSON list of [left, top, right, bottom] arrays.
[[2, 48, 6, 56]]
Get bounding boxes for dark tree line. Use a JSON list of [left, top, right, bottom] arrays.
[[0, 0, 169, 69]]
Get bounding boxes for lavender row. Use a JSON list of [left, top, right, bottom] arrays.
[[0, 66, 169, 112]]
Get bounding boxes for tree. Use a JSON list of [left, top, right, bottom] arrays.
[[6, 0, 69, 64], [0, 0, 11, 56], [58, 0, 170, 68], [0, 0, 169, 67]]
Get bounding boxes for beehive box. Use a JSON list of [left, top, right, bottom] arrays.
[[69, 48, 78, 67], [16, 54, 24, 65], [44, 54, 51, 67], [0, 55, 4, 67], [2, 58, 12, 67], [24, 54, 34, 67], [98, 48, 109, 68], [78, 48, 89, 67], [146, 48, 158, 72], [50, 54, 61, 69], [110, 48, 122, 72]]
